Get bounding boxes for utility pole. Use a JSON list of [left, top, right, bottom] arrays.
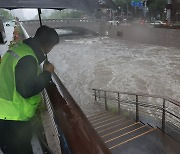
[[127, 1, 129, 18], [143, 0, 147, 18], [166, 0, 171, 22]]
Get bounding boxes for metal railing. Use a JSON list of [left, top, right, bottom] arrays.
[[21, 18, 104, 24], [93, 88, 180, 141]]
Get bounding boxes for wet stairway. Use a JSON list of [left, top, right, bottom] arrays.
[[87, 112, 180, 154]]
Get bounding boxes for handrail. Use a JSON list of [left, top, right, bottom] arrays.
[[52, 72, 77, 103], [94, 94, 180, 120], [48, 74, 111, 153], [21, 18, 104, 23], [92, 88, 180, 107], [93, 88, 180, 141]]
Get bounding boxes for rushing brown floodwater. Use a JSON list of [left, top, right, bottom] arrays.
[[48, 36, 180, 115]]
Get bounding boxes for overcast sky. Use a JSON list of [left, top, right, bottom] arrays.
[[12, 9, 54, 20], [23, 9, 38, 19], [12, 9, 38, 20]]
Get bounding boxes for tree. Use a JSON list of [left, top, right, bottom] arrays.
[[48, 10, 84, 19], [34, 14, 49, 20], [33, 9, 85, 20], [0, 9, 14, 21], [113, 0, 167, 20], [113, 0, 132, 13], [113, 0, 141, 16], [146, 0, 167, 20], [113, 0, 132, 6]]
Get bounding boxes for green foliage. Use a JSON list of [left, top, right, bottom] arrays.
[[50, 10, 83, 19], [113, 0, 132, 6], [113, 0, 134, 17], [34, 14, 49, 20], [147, 0, 166, 19], [113, 0, 132, 10], [113, 0, 167, 19], [33, 10, 85, 20], [0, 9, 14, 21]]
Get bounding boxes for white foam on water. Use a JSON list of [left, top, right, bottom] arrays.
[[49, 36, 180, 115]]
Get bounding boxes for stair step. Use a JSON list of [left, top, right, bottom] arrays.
[[102, 122, 144, 141], [94, 118, 127, 130], [111, 128, 180, 154], [90, 114, 121, 124], [88, 111, 180, 154], [87, 112, 112, 120], [98, 120, 135, 136], [92, 116, 125, 127], [106, 125, 153, 148], [110, 128, 156, 154]]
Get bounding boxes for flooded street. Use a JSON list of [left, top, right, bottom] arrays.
[[49, 36, 180, 115]]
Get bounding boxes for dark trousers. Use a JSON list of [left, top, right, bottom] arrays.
[[0, 120, 33, 154]]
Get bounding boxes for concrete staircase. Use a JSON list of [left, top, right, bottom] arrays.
[[88, 112, 180, 154]]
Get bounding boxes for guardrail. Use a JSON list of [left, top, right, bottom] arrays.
[[92, 88, 180, 142], [21, 18, 104, 23]]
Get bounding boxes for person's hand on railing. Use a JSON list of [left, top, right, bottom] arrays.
[[43, 62, 54, 73]]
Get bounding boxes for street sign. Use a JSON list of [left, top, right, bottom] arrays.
[[131, 1, 143, 7]]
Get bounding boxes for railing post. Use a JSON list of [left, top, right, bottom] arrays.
[[162, 99, 166, 132], [94, 90, 97, 102], [98, 91, 101, 100], [136, 95, 139, 122], [117, 93, 121, 114], [104, 91, 108, 111]]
